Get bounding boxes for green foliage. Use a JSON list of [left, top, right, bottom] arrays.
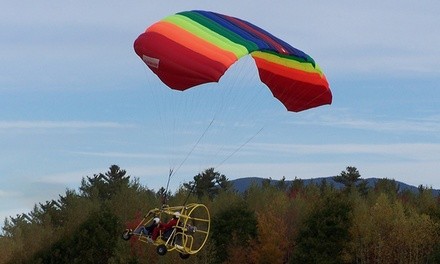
[[210, 202, 258, 264], [292, 193, 352, 264], [247, 184, 291, 263], [80, 165, 130, 201], [33, 209, 119, 264], [184, 167, 230, 200], [334, 166, 362, 190], [349, 192, 440, 263], [2, 165, 440, 264]]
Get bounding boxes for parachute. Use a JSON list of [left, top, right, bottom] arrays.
[[134, 10, 332, 112], [128, 11, 332, 257]]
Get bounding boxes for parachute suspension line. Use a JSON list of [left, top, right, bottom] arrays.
[[206, 57, 266, 166], [215, 126, 264, 169], [142, 68, 184, 196], [142, 67, 174, 169], [171, 117, 216, 178]]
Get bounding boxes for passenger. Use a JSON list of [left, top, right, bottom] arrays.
[[150, 212, 180, 241]]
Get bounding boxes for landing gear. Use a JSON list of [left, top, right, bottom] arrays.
[[122, 229, 132, 241], [156, 244, 167, 256]]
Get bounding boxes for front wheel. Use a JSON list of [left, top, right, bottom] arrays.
[[122, 229, 132, 241], [156, 244, 167, 256]]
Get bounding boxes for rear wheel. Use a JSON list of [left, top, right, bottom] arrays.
[[179, 252, 190, 259]]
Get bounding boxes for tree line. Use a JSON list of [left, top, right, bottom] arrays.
[[1, 165, 440, 263]]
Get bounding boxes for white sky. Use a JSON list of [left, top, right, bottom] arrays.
[[1, 0, 440, 225]]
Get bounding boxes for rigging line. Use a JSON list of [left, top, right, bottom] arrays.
[[142, 68, 174, 168], [183, 183, 196, 206], [209, 58, 264, 162], [163, 168, 174, 205], [215, 126, 264, 169], [171, 117, 216, 178], [142, 68, 175, 195]]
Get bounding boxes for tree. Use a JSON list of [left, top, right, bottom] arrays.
[[292, 193, 352, 263], [349, 192, 440, 263], [155, 186, 171, 204], [30, 200, 63, 228], [80, 165, 130, 201], [334, 166, 361, 188], [1, 214, 34, 263], [4, 165, 440, 264], [184, 168, 230, 200], [288, 177, 305, 199], [34, 209, 120, 264], [250, 193, 290, 263], [374, 178, 400, 201], [334, 166, 368, 194], [210, 202, 258, 264]]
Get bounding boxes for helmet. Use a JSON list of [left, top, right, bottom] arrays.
[[173, 211, 180, 219], [153, 217, 160, 224]]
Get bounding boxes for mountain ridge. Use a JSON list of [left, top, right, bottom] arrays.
[[230, 176, 440, 196]]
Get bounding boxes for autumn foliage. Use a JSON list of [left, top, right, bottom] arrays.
[[1, 165, 440, 263]]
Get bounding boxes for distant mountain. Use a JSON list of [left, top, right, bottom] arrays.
[[230, 176, 440, 196]]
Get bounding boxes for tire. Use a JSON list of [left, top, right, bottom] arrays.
[[179, 253, 190, 259], [122, 229, 132, 241], [156, 244, 168, 256]]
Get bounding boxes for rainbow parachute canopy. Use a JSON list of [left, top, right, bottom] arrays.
[[134, 10, 332, 112]]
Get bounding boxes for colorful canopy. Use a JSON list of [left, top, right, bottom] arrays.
[[134, 10, 332, 112]]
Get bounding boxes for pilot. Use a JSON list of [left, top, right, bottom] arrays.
[[134, 217, 160, 236], [150, 211, 180, 241]]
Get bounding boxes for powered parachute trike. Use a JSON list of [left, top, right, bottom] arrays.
[[122, 203, 210, 259], [124, 9, 331, 258]]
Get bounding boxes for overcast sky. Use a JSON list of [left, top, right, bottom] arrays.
[[1, 0, 439, 225]]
